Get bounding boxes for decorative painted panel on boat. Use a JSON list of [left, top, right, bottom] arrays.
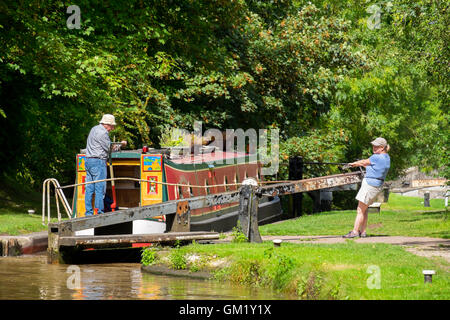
[[142, 155, 162, 172]]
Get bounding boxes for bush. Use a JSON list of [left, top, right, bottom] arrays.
[[169, 247, 187, 270], [231, 221, 248, 243], [141, 247, 158, 266], [263, 247, 295, 290]]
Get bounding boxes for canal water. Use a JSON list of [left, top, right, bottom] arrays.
[[0, 253, 295, 300]]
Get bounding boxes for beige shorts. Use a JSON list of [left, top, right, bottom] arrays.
[[355, 179, 382, 206]]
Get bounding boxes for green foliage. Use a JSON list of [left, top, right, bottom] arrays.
[[279, 128, 349, 179], [181, 240, 450, 299], [263, 247, 295, 290], [231, 220, 248, 243], [169, 246, 188, 270], [296, 271, 324, 300], [159, 125, 190, 147], [239, 3, 367, 136], [226, 258, 263, 285], [329, 65, 439, 178], [0, 0, 447, 186], [141, 247, 158, 267]]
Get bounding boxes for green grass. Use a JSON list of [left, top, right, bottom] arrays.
[[260, 193, 449, 239], [147, 241, 450, 300], [0, 176, 63, 235], [142, 193, 450, 300]]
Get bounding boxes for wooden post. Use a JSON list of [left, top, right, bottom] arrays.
[[238, 184, 251, 239], [47, 223, 74, 264], [248, 189, 262, 243], [309, 190, 321, 213], [169, 200, 191, 232], [320, 190, 333, 212], [238, 184, 262, 243], [383, 187, 390, 203], [289, 156, 303, 217]]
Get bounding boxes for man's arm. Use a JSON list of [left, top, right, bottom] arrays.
[[350, 158, 371, 167], [111, 140, 127, 152]]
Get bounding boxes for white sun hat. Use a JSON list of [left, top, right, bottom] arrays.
[[99, 114, 116, 126]]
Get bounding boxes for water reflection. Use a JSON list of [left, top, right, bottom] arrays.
[[0, 253, 295, 300]]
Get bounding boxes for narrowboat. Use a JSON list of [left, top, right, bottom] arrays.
[[73, 146, 282, 235]]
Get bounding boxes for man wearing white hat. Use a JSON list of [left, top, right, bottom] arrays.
[[84, 114, 126, 216]]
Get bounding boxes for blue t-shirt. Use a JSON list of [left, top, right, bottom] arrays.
[[365, 153, 390, 187]]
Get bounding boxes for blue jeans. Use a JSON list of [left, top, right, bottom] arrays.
[[85, 158, 107, 216]]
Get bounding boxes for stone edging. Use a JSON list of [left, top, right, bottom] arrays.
[[0, 232, 48, 256], [141, 264, 214, 280]]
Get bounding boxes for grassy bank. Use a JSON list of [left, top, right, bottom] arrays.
[[142, 193, 449, 299], [260, 193, 448, 239], [0, 177, 61, 235], [142, 241, 449, 300]]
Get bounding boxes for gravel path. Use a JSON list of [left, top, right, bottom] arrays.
[[261, 235, 450, 263]]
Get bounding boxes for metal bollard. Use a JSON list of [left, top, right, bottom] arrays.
[[422, 270, 435, 283], [273, 239, 282, 247], [445, 190, 449, 207], [423, 192, 430, 207]]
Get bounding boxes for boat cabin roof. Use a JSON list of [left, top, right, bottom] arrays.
[[108, 148, 253, 164]]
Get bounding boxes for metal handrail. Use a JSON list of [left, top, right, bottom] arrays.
[[42, 176, 244, 225], [42, 178, 73, 225]]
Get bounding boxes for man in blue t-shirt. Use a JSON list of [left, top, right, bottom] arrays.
[[343, 137, 391, 238]]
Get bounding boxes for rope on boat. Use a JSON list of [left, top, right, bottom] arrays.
[[55, 175, 353, 190], [56, 177, 244, 190]]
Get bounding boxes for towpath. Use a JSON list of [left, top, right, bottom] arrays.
[[262, 235, 450, 263], [215, 233, 450, 264]]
